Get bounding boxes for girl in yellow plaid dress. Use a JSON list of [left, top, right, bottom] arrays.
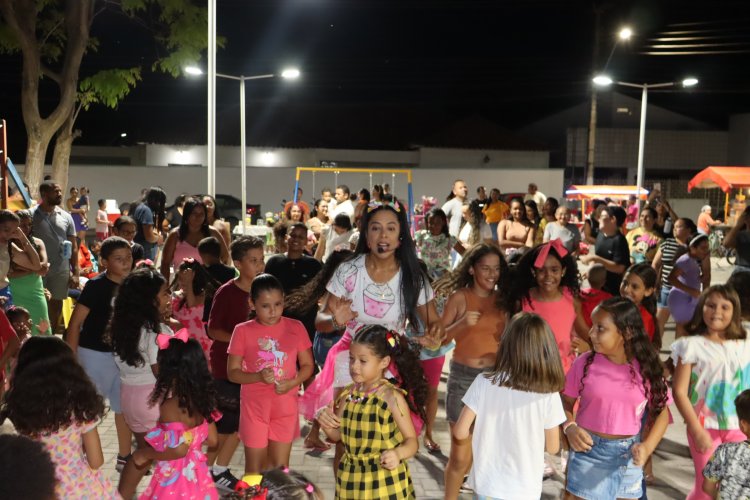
[[319, 325, 428, 499]]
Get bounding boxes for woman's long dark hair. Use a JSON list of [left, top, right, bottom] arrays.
[[178, 197, 210, 241], [149, 338, 218, 421], [1, 337, 106, 435], [286, 250, 353, 315], [580, 297, 668, 427], [507, 242, 580, 313], [109, 267, 166, 367], [623, 263, 662, 349], [352, 200, 429, 329], [352, 325, 428, 424]]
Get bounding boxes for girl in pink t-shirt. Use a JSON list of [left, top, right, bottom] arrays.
[[510, 240, 589, 373], [171, 259, 217, 362], [227, 274, 314, 474], [562, 297, 670, 500]]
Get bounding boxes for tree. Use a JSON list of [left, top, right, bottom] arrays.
[[0, 0, 210, 195]]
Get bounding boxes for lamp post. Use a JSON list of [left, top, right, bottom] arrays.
[[185, 66, 300, 233], [592, 75, 698, 218]]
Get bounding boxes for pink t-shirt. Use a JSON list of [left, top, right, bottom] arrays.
[[563, 353, 647, 435], [227, 317, 312, 397], [522, 288, 576, 372]]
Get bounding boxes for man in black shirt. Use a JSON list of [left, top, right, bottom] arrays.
[[265, 223, 322, 342], [582, 206, 630, 295]]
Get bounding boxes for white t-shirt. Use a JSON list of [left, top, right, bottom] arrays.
[[462, 374, 566, 499], [96, 209, 109, 233], [330, 199, 354, 221], [115, 324, 173, 385], [322, 227, 355, 262], [441, 198, 466, 237], [326, 254, 433, 333]]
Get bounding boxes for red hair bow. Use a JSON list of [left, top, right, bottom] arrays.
[[534, 239, 568, 269]]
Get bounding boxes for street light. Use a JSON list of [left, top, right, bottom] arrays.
[[185, 66, 301, 233], [593, 74, 698, 218], [618, 27, 633, 41]]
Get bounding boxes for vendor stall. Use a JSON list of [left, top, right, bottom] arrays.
[[687, 166, 750, 224]]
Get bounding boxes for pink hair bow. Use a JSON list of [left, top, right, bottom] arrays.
[[534, 239, 568, 269], [157, 328, 189, 349]]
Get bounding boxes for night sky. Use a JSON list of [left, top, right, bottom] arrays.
[[1, 0, 749, 158]]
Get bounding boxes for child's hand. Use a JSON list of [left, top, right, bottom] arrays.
[[259, 367, 275, 384], [316, 402, 340, 429], [132, 449, 149, 468], [274, 379, 298, 395], [631, 442, 652, 466], [380, 449, 400, 470], [566, 425, 594, 452], [691, 427, 714, 453], [462, 311, 481, 327]]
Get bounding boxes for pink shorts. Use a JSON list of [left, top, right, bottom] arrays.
[[420, 356, 446, 388], [120, 383, 158, 433], [96, 231, 108, 241], [239, 391, 298, 448]]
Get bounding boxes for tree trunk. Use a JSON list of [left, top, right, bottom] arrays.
[[51, 109, 81, 193], [22, 121, 53, 199]]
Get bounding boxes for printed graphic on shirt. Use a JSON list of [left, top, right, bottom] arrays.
[[256, 337, 288, 378], [363, 283, 395, 318]]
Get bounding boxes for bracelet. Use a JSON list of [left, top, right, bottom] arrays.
[[331, 315, 343, 331], [562, 421, 578, 435]]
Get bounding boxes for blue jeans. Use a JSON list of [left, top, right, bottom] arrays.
[[567, 434, 643, 499], [489, 222, 499, 241]]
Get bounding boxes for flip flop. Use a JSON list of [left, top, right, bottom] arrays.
[[423, 437, 441, 453]]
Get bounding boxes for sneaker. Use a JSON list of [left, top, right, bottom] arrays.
[[459, 475, 473, 493], [212, 468, 240, 492], [115, 454, 130, 473]]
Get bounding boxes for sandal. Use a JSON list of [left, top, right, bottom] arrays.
[[423, 437, 441, 453], [303, 436, 331, 451]]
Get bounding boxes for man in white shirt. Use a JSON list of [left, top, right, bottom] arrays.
[[321, 187, 336, 213], [524, 183, 547, 206], [441, 179, 468, 237], [330, 184, 354, 221]]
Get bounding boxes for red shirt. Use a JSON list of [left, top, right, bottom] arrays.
[[580, 288, 613, 327], [639, 304, 656, 341], [208, 280, 250, 380], [0, 310, 18, 378]]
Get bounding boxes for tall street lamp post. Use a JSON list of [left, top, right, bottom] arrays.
[[185, 66, 300, 233], [593, 75, 698, 218]]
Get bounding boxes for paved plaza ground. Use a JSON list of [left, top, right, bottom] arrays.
[[2, 257, 738, 498]]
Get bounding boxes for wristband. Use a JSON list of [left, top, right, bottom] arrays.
[[562, 421, 578, 435], [331, 315, 343, 331]]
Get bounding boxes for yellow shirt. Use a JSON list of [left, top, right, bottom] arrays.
[[483, 201, 509, 223]]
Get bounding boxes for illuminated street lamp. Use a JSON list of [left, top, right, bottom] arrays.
[[593, 75, 698, 217], [185, 66, 300, 232]]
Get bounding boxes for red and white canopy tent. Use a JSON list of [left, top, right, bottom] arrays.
[[687, 166, 750, 222]]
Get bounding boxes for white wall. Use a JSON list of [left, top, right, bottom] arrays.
[[17, 164, 565, 221]]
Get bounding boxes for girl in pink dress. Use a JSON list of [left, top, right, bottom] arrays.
[[171, 259, 218, 362], [510, 240, 589, 373], [0, 336, 118, 499], [133, 335, 220, 499]]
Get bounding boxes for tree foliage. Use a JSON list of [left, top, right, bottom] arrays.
[[0, 0, 215, 194]]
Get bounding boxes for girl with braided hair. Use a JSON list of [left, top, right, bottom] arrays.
[[562, 297, 670, 500], [318, 324, 427, 499]]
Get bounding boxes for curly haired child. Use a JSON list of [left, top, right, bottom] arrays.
[[132, 337, 220, 499], [0, 336, 117, 498]]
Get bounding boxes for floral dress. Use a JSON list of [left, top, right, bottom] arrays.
[[414, 230, 457, 279], [139, 420, 218, 499], [36, 420, 119, 499], [671, 336, 750, 429], [172, 294, 212, 363]]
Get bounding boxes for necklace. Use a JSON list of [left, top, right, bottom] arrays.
[[346, 381, 385, 404]]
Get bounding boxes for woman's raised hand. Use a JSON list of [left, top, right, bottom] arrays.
[[330, 297, 358, 326]]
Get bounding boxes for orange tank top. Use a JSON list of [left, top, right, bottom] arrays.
[[453, 288, 507, 361]]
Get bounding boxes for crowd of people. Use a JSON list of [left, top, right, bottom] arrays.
[[0, 176, 749, 499]]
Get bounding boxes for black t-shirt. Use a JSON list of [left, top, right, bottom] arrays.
[[595, 231, 630, 296], [265, 254, 322, 341], [131, 242, 145, 266], [165, 206, 183, 231], [77, 273, 119, 352], [737, 231, 750, 267]]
